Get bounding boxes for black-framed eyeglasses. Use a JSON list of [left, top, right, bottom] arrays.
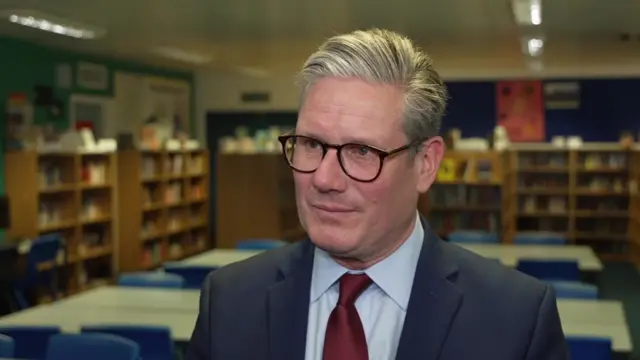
[[277, 134, 421, 182]]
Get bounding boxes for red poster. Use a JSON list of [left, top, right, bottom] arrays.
[[496, 81, 545, 142]]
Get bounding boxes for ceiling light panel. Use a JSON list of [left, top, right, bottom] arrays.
[[2, 9, 105, 39], [512, 0, 542, 26], [521, 37, 544, 57], [153, 46, 212, 65]]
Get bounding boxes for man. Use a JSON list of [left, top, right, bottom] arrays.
[[186, 28, 568, 360]]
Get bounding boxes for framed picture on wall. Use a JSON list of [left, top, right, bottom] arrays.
[[76, 62, 109, 91]]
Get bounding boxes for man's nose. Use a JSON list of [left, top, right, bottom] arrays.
[[311, 149, 348, 193]]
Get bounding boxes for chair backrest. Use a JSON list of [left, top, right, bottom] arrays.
[[118, 271, 184, 289], [24, 233, 62, 281], [162, 263, 218, 289], [448, 231, 499, 244], [0, 333, 15, 358], [28, 233, 62, 264], [0, 325, 60, 359], [515, 259, 581, 281], [236, 239, 287, 250], [513, 232, 566, 245], [45, 333, 140, 360], [82, 325, 173, 360], [566, 336, 612, 360], [549, 281, 598, 300]]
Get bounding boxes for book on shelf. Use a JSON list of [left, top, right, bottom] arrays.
[[39, 164, 63, 188], [82, 197, 104, 219], [38, 202, 64, 226], [583, 153, 627, 169], [188, 156, 204, 174], [165, 182, 183, 203], [81, 161, 107, 184], [166, 154, 184, 175], [141, 156, 158, 178], [428, 184, 500, 208]]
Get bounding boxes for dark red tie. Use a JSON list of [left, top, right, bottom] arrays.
[[322, 273, 373, 360]]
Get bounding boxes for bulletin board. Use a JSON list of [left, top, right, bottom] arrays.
[[496, 81, 545, 142]]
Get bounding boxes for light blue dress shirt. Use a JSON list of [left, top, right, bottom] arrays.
[[304, 212, 424, 360]]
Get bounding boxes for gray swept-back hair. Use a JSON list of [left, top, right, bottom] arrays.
[[297, 28, 448, 149]]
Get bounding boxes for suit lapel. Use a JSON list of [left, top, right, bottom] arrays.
[[267, 240, 314, 360], [395, 220, 463, 360]]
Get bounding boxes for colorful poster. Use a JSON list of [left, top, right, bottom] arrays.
[[496, 81, 545, 142]]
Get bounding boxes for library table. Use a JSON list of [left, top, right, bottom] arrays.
[[180, 244, 602, 273], [54, 286, 200, 312], [179, 248, 261, 267], [457, 243, 602, 271], [0, 294, 631, 355], [56, 286, 628, 327], [0, 304, 196, 342]]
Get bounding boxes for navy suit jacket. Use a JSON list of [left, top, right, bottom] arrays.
[[186, 221, 569, 360]]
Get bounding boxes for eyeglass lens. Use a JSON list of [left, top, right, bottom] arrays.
[[283, 136, 381, 181]]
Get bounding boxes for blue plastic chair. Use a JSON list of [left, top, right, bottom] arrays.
[[513, 232, 566, 245], [448, 231, 499, 244], [162, 263, 218, 289], [82, 325, 173, 360], [0, 325, 61, 359], [0, 333, 14, 357], [14, 233, 62, 309], [118, 271, 184, 289], [566, 336, 611, 360], [548, 281, 598, 300], [515, 259, 581, 281], [236, 239, 287, 250], [45, 333, 140, 360]]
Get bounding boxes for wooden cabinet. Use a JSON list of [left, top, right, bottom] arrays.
[[215, 154, 305, 248]]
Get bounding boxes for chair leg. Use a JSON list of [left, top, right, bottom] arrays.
[[12, 288, 28, 309], [48, 284, 59, 301], [4, 291, 18, 313]]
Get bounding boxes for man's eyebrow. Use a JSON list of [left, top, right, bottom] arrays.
[[295, 132, 383, 147]]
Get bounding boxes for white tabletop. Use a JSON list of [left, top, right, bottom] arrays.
[[457, 244, 603, 271], [57, 287, 624, 325], [179, 244, 603, 272], [562, 322, 632, 353], [0, 305, 196, 341], [56, 286, 201, 312], [556, 300, 627, 326], [179, 248, 261, 267], [2, 286, 629, 352]]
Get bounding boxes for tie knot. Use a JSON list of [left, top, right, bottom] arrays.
[[338, 273, 372, 306]]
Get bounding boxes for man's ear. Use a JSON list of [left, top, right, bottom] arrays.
[[416, 136, 445, 193]]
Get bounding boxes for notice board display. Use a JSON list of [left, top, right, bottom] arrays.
[[496, 81, 545, 142]]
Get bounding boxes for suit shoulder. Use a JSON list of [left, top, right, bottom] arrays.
[[206, 243, 302, 292], [441, 241, 548, 301]]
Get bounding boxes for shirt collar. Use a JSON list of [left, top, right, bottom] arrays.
[[310, 212, 424, 311]]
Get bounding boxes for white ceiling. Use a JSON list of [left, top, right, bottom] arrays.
[[0, 0, 639, 74]]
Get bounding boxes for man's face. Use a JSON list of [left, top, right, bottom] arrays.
[[294, 77, 443, 263]]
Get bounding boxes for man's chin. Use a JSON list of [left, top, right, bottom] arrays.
[[307, 226, 359, 254]]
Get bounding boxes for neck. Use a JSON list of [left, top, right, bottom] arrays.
[[332, 214, 418, 270]]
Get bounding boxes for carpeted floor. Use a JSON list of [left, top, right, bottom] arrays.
[[598, 262, 640, 360]]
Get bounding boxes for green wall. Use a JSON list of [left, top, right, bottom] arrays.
[[0, 36, 195, 193]]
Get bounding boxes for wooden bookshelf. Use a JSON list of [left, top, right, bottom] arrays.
[[116, 149, 210, 272], [215, 153, 306, 248], [504, 143, 635, 260], [505, 146, 571, 241], [629, 148, 640, 267], [4, 151, 116, 295], [419, 150, 504, 238]]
